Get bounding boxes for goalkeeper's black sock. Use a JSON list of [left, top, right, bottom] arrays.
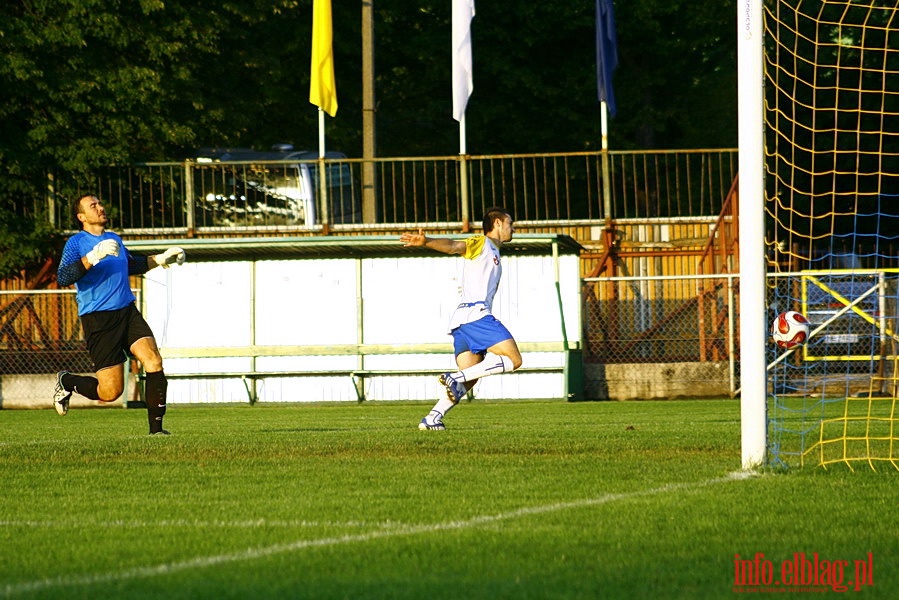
[[64, 373, 100, 400], [145, 371, 168, 434]]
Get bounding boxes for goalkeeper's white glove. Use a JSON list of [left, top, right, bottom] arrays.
[[85, 239, 119, 266], [153, 247, 186, 269]]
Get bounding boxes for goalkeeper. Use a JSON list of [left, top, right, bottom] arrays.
[[53, 194, 185, 435]]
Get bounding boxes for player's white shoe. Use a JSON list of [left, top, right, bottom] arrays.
[[53, 371, 72, 416], [418, 418, 446, 431], [438, 373, 467, 404]]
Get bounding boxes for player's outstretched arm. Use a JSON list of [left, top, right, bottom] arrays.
[[151, 247, 186, 269], [400, 229, 465, 255]]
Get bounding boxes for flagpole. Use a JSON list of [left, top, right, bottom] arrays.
[[318, 108, 326, 158], [595, 0, 617, 225], [459, 113, 467, 155], [310, 0, 337, 231], [459, 113, 470, 231], [317, 107, 329, 231], [453, 0, 474, 232], [600, 100, 611, 225]]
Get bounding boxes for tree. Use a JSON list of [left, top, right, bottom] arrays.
[[0, 0, 329, 279], [372, 0, 737, 155], [0, 0, 739, 282]]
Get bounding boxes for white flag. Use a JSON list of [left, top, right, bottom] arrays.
[[452, 0, 475, 121]]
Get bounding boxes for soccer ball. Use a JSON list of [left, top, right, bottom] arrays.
[[771, 310, 810, 349]]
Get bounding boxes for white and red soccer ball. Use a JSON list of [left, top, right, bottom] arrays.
[[771, 310, 810, 349]]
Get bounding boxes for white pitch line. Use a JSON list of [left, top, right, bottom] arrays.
[[0, 519, 399, 529], [2, 471, 754, 597]]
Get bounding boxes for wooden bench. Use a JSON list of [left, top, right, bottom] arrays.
[[155, 370, 355, 404], [349, 366, 567, 403], [138, 366, 567, 404], [129, 343, 577, 404]]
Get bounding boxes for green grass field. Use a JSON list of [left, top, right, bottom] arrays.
[[1, 399, 896, 599]]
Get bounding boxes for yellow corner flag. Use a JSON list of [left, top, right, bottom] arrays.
[[310, 0, 338, 117]]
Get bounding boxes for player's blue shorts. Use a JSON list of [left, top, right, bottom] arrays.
[[451, 315, 514, 357]]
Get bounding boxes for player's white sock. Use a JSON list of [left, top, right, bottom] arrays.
[[457, 353, 515, 382], [426, 397, 456, 423]]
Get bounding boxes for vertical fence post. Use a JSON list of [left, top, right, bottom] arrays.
[[356, 256, 365, 377], [728, 273, 737, 396], [249, 261, 257, 404]]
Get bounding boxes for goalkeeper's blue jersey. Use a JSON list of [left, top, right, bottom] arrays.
[[58, 231, 135, 316]]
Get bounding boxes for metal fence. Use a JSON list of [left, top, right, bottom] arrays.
[[0, 290, 93, 376], [35, 149, 738, 232], [2, 275, 743, 405], [14, 270, 891, 403], [582, 273, 739, 399], [767, 270, 899, 391]]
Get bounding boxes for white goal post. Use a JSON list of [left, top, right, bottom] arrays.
[[737, 0, 767, 470]]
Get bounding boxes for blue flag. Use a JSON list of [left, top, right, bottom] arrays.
[[596, 0, 618, 117]]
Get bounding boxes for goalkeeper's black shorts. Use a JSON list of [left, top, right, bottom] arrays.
[[81, 303, 155, 371]]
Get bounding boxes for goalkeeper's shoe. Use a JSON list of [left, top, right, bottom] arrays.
[[438, 373, 466, 404], [418, 418, 446, 431], [53, 371, 73, 416], [149, 430, 172, 436]]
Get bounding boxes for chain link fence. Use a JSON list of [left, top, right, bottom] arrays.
[[0, 290, 139, 408], [4, 276, 741, 405], [767, 270, 899, 396], [0, 290, 91, 374], [28, 270, 898, 404], [582, 273, 738, 399]]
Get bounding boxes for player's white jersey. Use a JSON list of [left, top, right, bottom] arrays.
[[447, 235, 502, 332]]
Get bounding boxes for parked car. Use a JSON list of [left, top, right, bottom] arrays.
[[193, 144, 360, 228], [803, 273, 893, 360]]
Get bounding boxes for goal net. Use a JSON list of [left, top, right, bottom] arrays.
[[764, 0, 899, 469]]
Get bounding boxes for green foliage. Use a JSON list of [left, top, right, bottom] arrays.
[[615, 0, 737, 148], [0, 0, 300, 168], [0, 0, 739, 281], [0, 206, 59, 279], [0, 0, 739, 165], [0, 400, 896, 599]]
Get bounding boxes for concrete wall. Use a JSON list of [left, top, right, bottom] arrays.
[[0, 374, 125, 409], [585, 361, 732, 400]]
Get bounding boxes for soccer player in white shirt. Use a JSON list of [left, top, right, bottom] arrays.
[[400, 207, 522, 430]]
